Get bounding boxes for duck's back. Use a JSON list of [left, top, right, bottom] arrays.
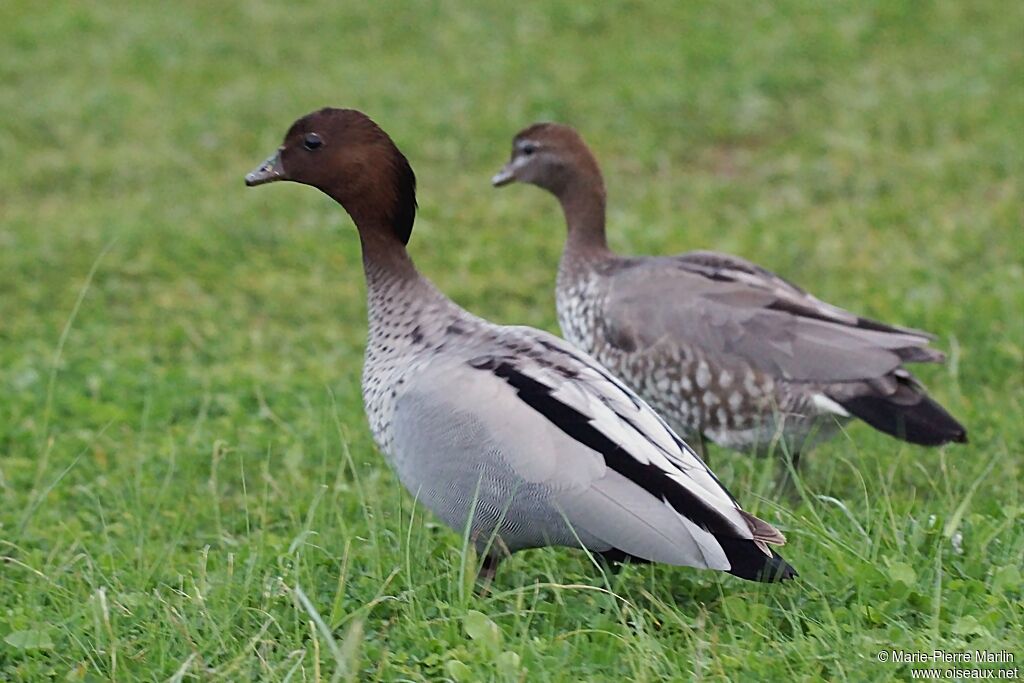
[[555, 251, 963, 453]]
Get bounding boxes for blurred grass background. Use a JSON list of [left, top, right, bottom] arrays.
[[1, 0, 1021, 680]]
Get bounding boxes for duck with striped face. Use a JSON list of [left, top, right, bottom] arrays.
[[246, 108, 796, 585], [493, 122, 966, 474]]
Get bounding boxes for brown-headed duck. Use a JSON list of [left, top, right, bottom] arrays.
[[246, 108, 795, 582], [493, 122, 966, 469]]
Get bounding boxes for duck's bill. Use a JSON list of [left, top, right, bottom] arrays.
[[491, 164, 516, 187], [245, 150, 285, 186]]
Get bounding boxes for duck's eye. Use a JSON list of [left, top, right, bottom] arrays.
[[303, 133, 323, 151], [520, 142, 537, 156]]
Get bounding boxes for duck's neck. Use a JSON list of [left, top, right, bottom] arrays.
[[357, 221, 419, 290], [353, 218, 455, 340], [558, 175, 613, 270]]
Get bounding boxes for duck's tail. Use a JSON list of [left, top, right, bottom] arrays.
[[718, 537, 798, 582], [834, 371, 967, 446]]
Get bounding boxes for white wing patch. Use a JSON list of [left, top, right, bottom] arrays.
[[812, 393, 851, 417], [502, 328, 753, 537], [663, 498, 731, 570]]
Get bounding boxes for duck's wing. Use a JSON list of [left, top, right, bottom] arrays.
[[674, 250, 936, 337], [600, 251, 945, 384], [390, 327, 793, 581]]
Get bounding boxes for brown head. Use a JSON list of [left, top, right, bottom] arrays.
[[246, 108, 417, 246], [492, 123, 609, 254], [491, 123, 604, 199]]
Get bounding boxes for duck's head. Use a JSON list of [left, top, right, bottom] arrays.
[[491, 123, 603, 198], [246, 108, 417, 245]]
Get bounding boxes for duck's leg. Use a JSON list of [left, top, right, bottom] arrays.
[[775, 450, 802, 497], [596, 548, 650, 575], [477, 554, 501, 582], [694, 432, 711, 467], [475, 534, 510, 585]]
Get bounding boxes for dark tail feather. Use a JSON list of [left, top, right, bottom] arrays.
[[837, 384, 967, 446], [717, 537, 797, 583]]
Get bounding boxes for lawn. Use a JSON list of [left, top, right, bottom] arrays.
[[1, 0, 1021, 680]]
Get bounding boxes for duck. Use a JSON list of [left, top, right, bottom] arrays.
[[492, 122, 966, 468], [245, 108, 795, 582]]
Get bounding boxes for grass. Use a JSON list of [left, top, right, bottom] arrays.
[[1, 0, 1022, 679]]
